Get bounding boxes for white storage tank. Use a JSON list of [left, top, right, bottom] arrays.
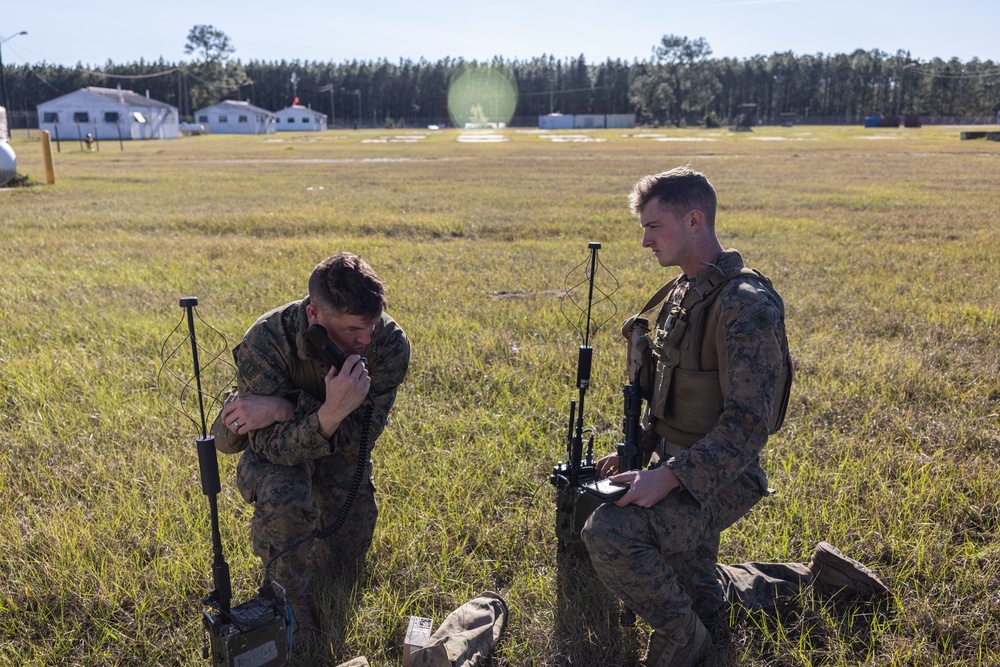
[[0, 141, 17, 187]]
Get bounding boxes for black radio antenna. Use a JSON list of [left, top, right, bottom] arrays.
[[158, 296, 236, 617], [558, 242, 619, 482]]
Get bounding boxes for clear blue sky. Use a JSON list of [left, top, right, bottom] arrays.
[[2, 0, 997, 67]]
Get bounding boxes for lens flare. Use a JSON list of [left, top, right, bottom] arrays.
[[447, 67, 518, 128]]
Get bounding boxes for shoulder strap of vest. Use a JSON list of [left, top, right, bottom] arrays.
[[635, 265, 772, 319], [636, 275, 682, 316], [682, 265, 731, 308]]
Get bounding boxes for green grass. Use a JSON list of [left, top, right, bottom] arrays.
[[1, 125, 999, 666]]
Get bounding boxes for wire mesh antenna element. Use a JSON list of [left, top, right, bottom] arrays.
[[558, 242, 619, 481], [158, 296, 236, 435], [158, 296, 236, 616], [560, 241, 620, 349]]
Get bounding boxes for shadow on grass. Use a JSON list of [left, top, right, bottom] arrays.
[[553, 542, 641, 666], [300, 557, 368, 667]]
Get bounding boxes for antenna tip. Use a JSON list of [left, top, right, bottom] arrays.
[[179, 296, 198, 307], [588, 241, 602, 249]]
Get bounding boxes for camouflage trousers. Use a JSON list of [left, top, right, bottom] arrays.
[[581, 468, 811, 631], [236, 447, 379, 602]]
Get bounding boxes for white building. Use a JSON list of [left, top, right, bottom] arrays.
[[194, 100, 276, 135], [274, 104, 327, 132], [37, 87, 179, 140]]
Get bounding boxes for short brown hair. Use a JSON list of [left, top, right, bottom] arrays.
[[629, 167, 717, 225], [308, 252, 386, 319]]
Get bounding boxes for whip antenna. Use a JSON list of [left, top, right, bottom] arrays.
[[158, 297, 236, 616], [158, 297, 234, 436], [159, 298, 292, 663], [556, 242, 619, 482], [560, 241, 619, 349]]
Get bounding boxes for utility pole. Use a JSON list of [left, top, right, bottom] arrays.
[[340, 88, 360, 128], [317, 83, 335, 127]]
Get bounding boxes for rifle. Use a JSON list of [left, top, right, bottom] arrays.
[[618, 316, 650, 473]]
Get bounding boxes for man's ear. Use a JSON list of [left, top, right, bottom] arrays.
[[688, 209, 706, 233], [305, 302, 320, 325]]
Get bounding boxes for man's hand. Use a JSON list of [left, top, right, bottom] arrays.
[[609, 465, 680, 508], [317, 355, 371, 435], [595, 453, 620, 479], [221, 395, 295, 435]]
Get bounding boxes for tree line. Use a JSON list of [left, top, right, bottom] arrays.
[[5, 32, 999, 128]]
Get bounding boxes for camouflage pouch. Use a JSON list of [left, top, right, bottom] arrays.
[[411, 592, 509, 667], [649, 333, 681, 421], [210, 387, 249, 454]]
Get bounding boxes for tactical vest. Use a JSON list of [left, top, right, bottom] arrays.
[[635, 259, 792, 454]]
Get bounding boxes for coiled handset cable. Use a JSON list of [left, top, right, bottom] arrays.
[[260, 324, 375, 602]]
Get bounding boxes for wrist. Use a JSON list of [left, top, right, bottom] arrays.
[[317, 404, 350, 433], [316, 412, 341, 438], [655, 465, 681, 495], [276, 401, 295, 422]]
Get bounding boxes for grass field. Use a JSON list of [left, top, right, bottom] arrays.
[[1, 124, 999, 667]]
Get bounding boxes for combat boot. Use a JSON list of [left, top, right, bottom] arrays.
[[808, 541, 890, 600], [640, 609, 711, 667]]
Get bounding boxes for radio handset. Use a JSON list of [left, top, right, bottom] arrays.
[[305, 323, 367, 371]]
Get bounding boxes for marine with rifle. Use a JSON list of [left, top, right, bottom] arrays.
[[581, 167, 889, 667]]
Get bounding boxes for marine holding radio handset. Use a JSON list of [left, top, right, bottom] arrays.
[[302, 302, 374, 439], [226, 253, 411, 654], [219, 319, 372, 440]]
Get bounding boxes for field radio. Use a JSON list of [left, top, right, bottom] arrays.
[[159, 298, 375, 665], [160, 297, 290, 666]]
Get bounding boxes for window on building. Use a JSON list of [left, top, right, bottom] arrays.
[[73, 111, 89, 123], [104, 112, 120, 123], [218, 115, 228, 123], [198, 115, 208, 123], [287, 117, 295, 123], [43, 112, 59, 123], [301, 117, 309, 123], [239, 115, 248, 123]]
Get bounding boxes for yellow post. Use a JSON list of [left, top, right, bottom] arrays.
[[40, 130, 56, 184]]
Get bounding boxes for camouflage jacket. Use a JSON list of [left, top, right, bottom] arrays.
[[234, 297, 410, 467], [656, 249, 786, 506]]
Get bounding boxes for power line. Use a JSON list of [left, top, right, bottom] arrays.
[[73, 67, 181, 79], [907, 65, 1000, 80]]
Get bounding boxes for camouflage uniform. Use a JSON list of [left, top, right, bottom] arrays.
[[234, 297, 410, 602], [581, 250, 810, 632]]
